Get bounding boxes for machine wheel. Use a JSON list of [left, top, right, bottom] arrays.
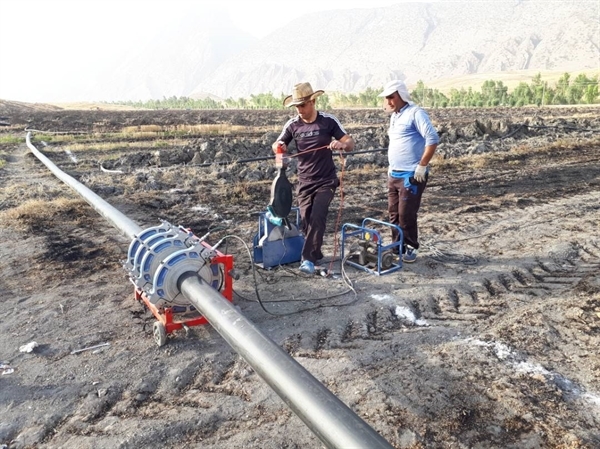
[[381, 251, 395, 270], [153, 321, 167, 347]]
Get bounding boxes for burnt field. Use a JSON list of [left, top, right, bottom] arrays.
[[0, 104, 599, 449]]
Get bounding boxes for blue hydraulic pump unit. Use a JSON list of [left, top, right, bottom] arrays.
[[253, 207, 304, 269]]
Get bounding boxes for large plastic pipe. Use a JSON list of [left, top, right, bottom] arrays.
[[26, 132, 394, 449], [26, 132, 142, 239], [179, 273, 394, 448]]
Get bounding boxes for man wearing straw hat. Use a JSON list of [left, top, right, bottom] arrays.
[[378, 80, 439, 263], [272, 82, 355, 275]]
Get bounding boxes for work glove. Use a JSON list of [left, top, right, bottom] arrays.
[[414, 165, 427, 183]]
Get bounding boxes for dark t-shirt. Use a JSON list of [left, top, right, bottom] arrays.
[[276, 111, 347, 184]]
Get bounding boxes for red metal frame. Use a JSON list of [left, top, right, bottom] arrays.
[[133, 242, 234, 335]]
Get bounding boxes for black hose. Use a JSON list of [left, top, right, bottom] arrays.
[[189, 147, 388, 167]]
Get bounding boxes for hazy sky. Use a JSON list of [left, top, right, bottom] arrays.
[[1, 0, 427, 103]]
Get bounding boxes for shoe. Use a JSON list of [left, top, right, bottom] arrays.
[[402, 246, 418, 263], [299, 260, 315, 274]]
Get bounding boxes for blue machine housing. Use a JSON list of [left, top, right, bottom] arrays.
[[253, 208, 304, 269]]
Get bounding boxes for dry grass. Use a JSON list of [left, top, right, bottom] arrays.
[[31, 134, 79, 144], [0, 180, 67, 203], [0, 135, 23, 145], [229, 181, 253, 203], [120, 124, 272, 136], [60, 140, 156, 153], [159, 166, 200, 188], [0, 197, 87, 230]]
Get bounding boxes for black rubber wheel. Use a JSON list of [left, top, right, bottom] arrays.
[[381, 251, 395, 270], [153, 321, 167, 347]]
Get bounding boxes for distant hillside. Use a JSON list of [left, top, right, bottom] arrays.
[[191, 1, 598, 99], [0, 99, 63, 116], [38, 1, 599, 103]]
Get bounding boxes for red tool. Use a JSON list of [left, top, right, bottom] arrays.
[[275, 141, 285, 167]]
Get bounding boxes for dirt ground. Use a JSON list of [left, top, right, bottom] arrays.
[[0, 102, 599, 449]]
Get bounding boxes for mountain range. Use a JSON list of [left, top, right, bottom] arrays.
[[90, 1, 598, 102]]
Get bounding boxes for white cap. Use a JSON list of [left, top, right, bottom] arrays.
[[378, 80, 412, 102]]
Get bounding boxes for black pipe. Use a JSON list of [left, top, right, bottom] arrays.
[[190, 147, 388, 167], [180, 273, 395, 449]]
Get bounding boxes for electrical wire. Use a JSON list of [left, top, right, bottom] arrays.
[[420, 241, 479, 265], [328, 149, 347, 276], [214, 234, 358, 316], [420, 216, 562, 265]]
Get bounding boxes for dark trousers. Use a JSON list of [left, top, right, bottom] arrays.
[[387, 176, 427, 251], [297, 179, 338, 263]]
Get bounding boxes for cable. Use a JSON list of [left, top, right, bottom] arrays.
[[285, 144, 330, 158], [214, 234, 359, 316], [339, 253, 359, 296], [233, 286, 353, 304], [178, 145, 364, 313], [430, 217, 555, 245], [327, 149, 347, 276], [419, 216, 562, 265], [421, 241, 479, 265]]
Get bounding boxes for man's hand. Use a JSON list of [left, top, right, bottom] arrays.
[[331, 135, 354, 152], [273, 140, 287, 154], [414, 165, 428, 182], [329, 140, 347, 151]]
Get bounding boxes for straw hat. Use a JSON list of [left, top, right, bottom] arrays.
[[283, 82, 324, 107]]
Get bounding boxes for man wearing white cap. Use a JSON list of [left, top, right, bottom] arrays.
[[378, 80, 439, 263]]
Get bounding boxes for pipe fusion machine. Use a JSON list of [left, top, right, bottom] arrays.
[[124, 221, 236, 346]]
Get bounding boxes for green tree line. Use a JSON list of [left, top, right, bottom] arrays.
[[112, 72, 598, 110]]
